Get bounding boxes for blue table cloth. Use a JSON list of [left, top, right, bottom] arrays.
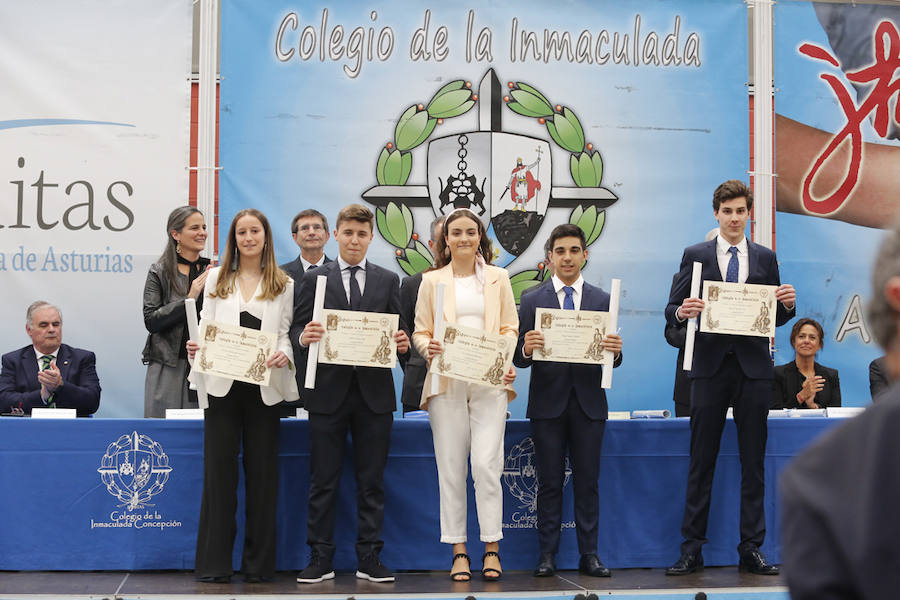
[[0, 417, 841, 571]]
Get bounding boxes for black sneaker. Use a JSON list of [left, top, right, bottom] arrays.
[[356, 554, 395, 583], [296, 553, 335, 584]]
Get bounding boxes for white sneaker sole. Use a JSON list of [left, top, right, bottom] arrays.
[[296, 571, 335, 584], [355, 570, 395, 583]]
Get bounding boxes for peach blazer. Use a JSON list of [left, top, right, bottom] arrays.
[[412, 263, 519, 408]]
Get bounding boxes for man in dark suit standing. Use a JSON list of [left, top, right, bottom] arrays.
[[398, 215, 444, 413], [292, 204, 409, 584], [0, 301, 101, 417], [279, 209, 331, 282], [665, 180, 795, 576], [514, 224, 623, 578], [280, 209, 331, 409]]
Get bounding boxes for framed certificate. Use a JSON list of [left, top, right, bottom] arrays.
[[533, 307, 611, 365], [699, 281, 777, 338], [431, 322, 514, 388], [318, 309, 399, 368], [195, 320, 274, 386]]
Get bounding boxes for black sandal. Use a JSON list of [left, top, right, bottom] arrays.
[[481, 550, 502, 581], [450, 553, 471, 582]]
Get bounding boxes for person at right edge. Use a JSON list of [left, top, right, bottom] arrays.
[[664, 180, 796, 576], [780, 219, 900, 599], [514, 224, 623, 578]]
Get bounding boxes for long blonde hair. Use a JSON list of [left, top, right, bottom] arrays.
[[213, 208, 288, 301]]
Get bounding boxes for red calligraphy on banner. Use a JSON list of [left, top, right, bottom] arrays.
[[798, 20, 900, 215]]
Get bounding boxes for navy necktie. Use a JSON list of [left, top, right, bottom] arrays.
[[563, 286, 575, 310], [726, 246, 739, 283], [348, 266, 362, 310]]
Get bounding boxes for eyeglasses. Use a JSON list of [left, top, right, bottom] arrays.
[[294, 224, 325, 234]]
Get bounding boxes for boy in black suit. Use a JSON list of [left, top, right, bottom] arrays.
[[514, 224, 622, 577], [665, 180, 795, 576], [292, 204, 409, 583]]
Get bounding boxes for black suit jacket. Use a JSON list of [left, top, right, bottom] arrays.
[[291, 260, 407, 415], [279, 254, 331, 285], [772, 361, 841, 409], [398, 272, 426, 411], [665, 239, 795, 379], [870, 356, 890, 401], [0, 344, 101, 416], [514, 279, 622, 420]]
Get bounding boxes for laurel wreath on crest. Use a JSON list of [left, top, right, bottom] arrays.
[[371, 78, 608, 302]]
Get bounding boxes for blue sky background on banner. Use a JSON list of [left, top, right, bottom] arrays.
[[220, 0, 748, 416], [774, 1, 896, 405]]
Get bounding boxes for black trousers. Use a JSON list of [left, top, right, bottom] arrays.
[[195, 382, 281, 578], [531, 391, 606, 555], [681, 353, 769, 556], [306, 373, 393, 562]]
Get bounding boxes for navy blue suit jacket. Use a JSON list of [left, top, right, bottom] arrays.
[[0, 344, 101, 416], [514, 279, 622, 420], [291, 259, 408, 415], [665, 239, 795, 380]]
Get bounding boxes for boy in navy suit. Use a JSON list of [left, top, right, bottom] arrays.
[[514, 224, 623, 577], [292, 204, 409, 584], [665, 180, 795, 576]]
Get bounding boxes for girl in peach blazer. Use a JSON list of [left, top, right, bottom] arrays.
[[412, 208, 518, 582]]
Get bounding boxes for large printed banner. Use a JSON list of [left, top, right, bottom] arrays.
[[774, 1, 900, 405], [221, 0, 749, 415], [0, 1, 193, 416]]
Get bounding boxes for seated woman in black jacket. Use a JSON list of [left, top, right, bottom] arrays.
[[772, 318, 841, 409], [142, 206, 211, 417]]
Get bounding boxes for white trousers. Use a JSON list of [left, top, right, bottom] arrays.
[[428, 378, 507, 543]]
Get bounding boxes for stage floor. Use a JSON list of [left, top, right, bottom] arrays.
[[0, 568, 787, 599]]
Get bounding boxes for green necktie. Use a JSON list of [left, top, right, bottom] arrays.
[[40, 355, 56, 408]]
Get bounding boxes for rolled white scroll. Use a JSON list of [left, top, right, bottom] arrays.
[[601, 278, 621, 389], [682, 261, 703, 371], [304, 275, 327, 389]]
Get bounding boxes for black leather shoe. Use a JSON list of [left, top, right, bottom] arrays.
[[196, 575, 231, 584], [533, 553, 556, 577], [579, 554, 611, 577], [665, 553, 703, 576], [739, 549, 779, 575]]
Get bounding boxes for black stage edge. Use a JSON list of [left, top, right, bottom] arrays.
[[0, 568, 785, 596]]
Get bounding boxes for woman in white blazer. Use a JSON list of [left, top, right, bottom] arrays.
[[412, 208, 518, 582], [188, 208, 299, 583]]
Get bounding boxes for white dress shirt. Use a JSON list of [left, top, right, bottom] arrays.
[[337, 256, 367, 304]]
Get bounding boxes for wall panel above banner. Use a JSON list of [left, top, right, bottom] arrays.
[[774, 1, 900, 405], [0, 1, 193, 417], [220, 0, 749, 416]]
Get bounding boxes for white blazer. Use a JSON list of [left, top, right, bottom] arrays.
[[188, 266, 300, 408]]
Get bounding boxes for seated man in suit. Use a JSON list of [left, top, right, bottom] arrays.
[[781, 221, 900, 599], [398, 215, 444, 414], [869, 355, 890, 400], [514, 224, 623, 578], [0, 301, 101, 416], [292, 204, 410, 584]]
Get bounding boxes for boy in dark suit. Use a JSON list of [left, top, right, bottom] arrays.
[[292, 204, 409, 584], [0, 301, 100, 417], [514, 224, 623, 577], [664, 180, 795, 576]]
